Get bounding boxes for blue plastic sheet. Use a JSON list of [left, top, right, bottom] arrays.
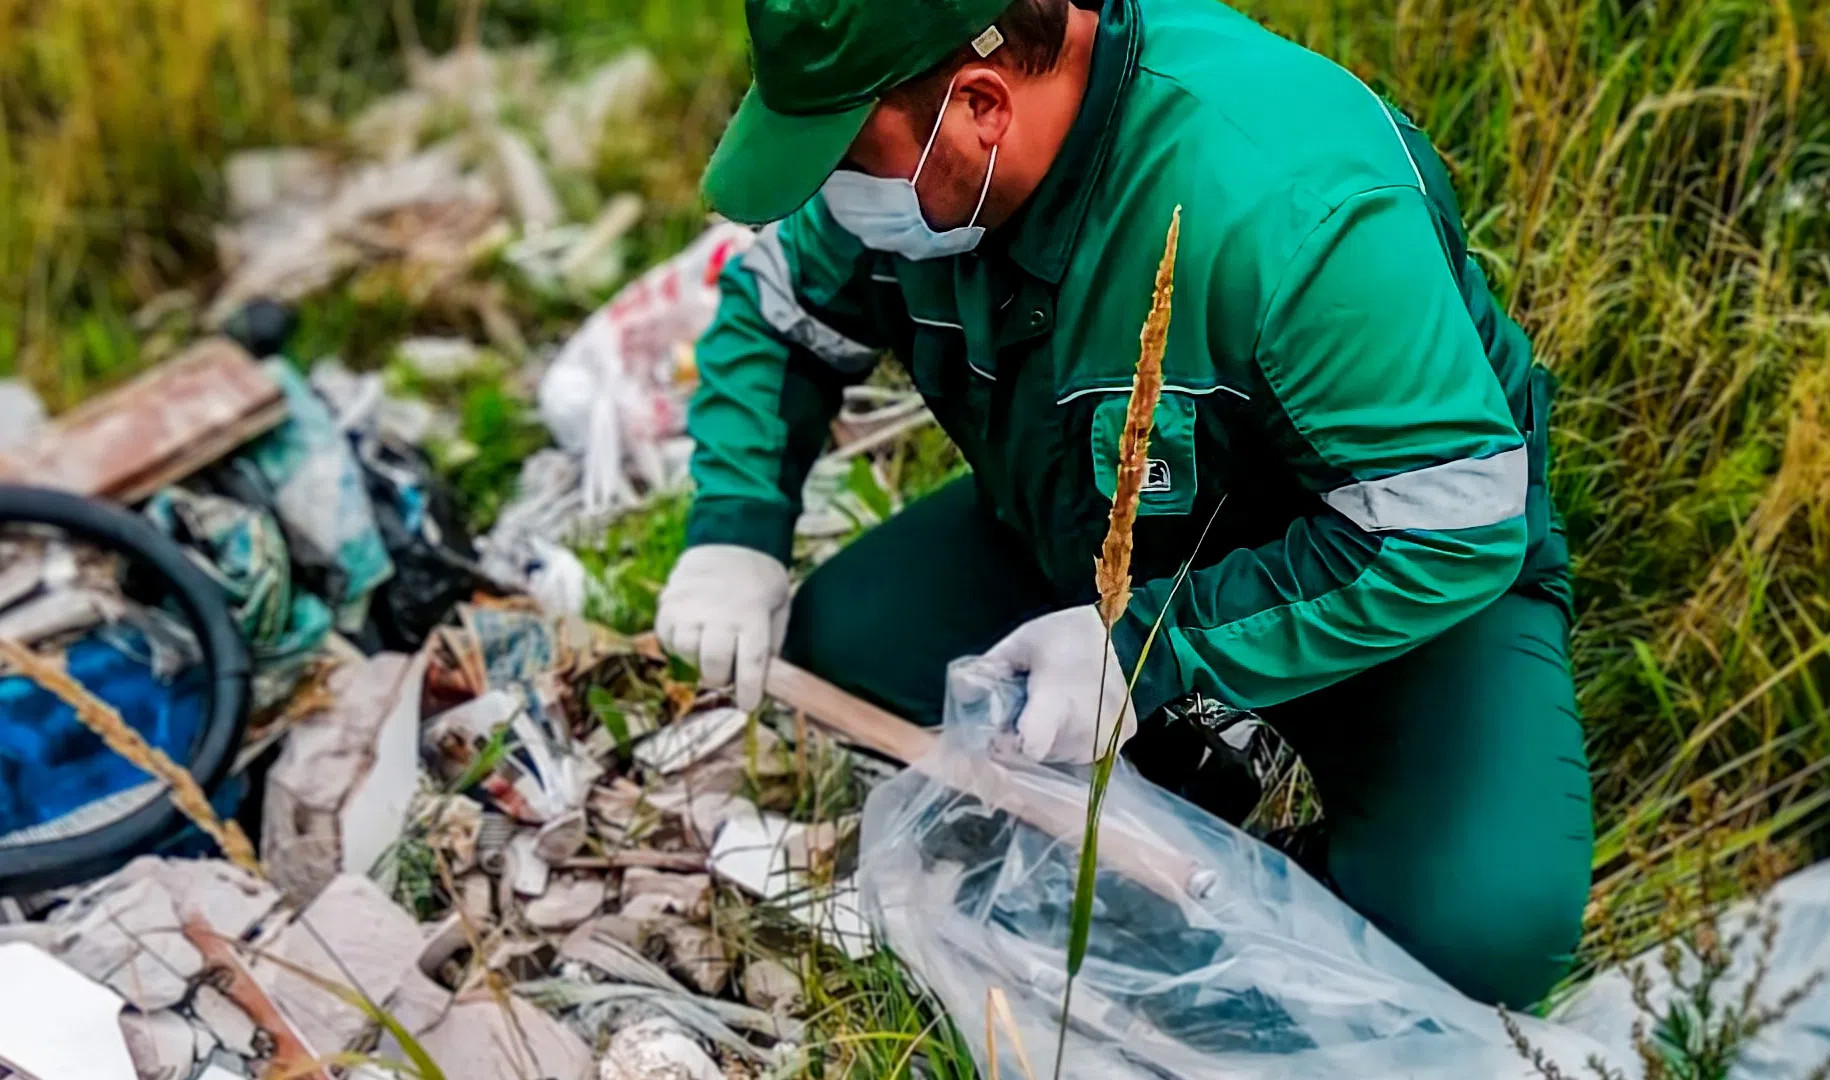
[[0, 635, 207, 839]]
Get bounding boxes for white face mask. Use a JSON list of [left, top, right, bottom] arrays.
[[821, 75, 998, 261]]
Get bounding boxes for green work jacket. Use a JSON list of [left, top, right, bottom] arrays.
[[683, 0, 1570, 718]]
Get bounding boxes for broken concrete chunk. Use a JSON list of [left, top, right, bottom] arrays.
[[655, 920, 730, 996], [418, 992, 592, 1080], [263, 652, 426, 903], [522, 876, 605, 932], [109, 858, 282, 943], [379, 968, 452, 1044], [619, 869, 711, 922], [596, 1017, 722, 1080], [533, 809, 588, 864], [119, 1008, 199, 1080], [741, 959, 803, 1014], [192, 984, 261, 1058], [250, 875, 421, 1055], [48, 879, 204, 1011]]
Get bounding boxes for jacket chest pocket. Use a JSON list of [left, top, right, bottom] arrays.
[[1089, 392, 1200, 517]]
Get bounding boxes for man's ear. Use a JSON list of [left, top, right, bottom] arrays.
[[955, 67, 1014, 148]]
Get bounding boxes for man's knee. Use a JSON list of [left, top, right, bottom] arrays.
[[1338, 845, 1589, 1007]]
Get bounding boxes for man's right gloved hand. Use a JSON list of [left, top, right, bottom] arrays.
[[654, 545, 791, 711]]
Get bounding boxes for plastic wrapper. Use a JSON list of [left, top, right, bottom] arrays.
[[858, 658, 1610, 1080]]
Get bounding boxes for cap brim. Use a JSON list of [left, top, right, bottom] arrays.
[[704, 86, 875, 226]]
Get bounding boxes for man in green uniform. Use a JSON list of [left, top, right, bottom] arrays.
[[654, 0, 1594, 1007]]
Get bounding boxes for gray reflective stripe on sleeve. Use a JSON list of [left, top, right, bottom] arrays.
[[744, 224, 879, 373], [1323, 445, 1528, 533]]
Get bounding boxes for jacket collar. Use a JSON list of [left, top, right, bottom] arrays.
[[1001, 0, 1142, 284]]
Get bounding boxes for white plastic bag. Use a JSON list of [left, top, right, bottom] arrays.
[[537, 222, 754, 513], [1552, 861, 1830, 1077], [858, 658, 1609, 1080]]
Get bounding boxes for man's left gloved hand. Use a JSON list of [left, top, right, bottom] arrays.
[[982, 605, 1138, 764]]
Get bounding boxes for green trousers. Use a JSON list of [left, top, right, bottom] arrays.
[[784, 478, 1595, 1007]]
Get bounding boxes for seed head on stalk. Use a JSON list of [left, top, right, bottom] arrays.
[[1094, 205, 1181, 628]]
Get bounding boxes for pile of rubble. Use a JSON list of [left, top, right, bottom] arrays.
[[0, 582, 899, 1080]]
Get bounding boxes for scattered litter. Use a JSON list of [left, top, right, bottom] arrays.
[[237, 361, 395, 632], [490, 128, 563, 233], [655, 919, 730, 995], [712, 804, 873, 959], [209, 143, 504, 325], [596, 1017, 722, 1080], [0, 943, 138, 1080], [120, 1006, 207, 1080], [145, 487, 333, 709], [634, 707, 748, 776]]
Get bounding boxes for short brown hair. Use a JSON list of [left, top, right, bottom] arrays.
[[882, 0, 1073, 133]]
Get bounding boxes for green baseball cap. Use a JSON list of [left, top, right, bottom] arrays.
[[704, 0, 1013, 225]]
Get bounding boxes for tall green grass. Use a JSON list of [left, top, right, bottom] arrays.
[[1246, 0, 1830, 954]]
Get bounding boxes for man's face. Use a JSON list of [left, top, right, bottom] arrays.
[[841, 70, 1011, 231]]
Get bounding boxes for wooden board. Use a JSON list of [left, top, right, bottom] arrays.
[[633, 633, 1204, 899], [0, 339, 284, 502]]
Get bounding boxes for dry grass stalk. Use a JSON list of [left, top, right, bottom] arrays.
[[0, 636, 259, 872], [1094, 205, 1181, 628]]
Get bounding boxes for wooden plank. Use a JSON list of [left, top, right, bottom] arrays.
[[0, 339, 284, 501], [633, 633, 1206, 899], [763, 656, 938, 764]]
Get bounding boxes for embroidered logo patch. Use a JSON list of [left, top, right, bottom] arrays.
[[1144, 458, 1173, 493]]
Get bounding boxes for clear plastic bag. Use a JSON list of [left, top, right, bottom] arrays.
[[858, 658, 1609, 1080]]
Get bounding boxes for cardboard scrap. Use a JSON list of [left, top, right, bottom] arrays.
[[0, 339, 285, 502]]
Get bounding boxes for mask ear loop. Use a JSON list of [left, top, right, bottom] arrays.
[[912, 73, 961, 182], [966, 145, 998, 229]]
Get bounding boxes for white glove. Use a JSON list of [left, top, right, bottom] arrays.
[[655, 545, 791, 710], [982, 605, 1138, 764]]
